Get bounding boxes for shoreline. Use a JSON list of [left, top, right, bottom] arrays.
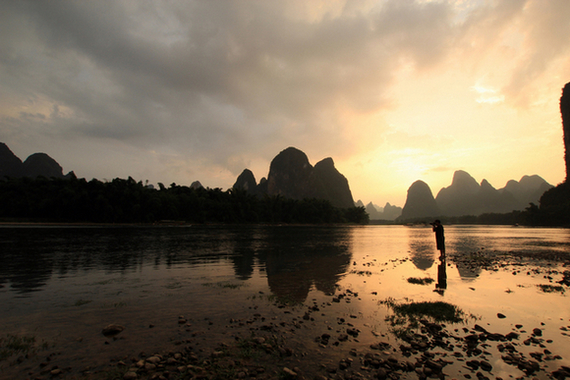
[[1, 230, 569, 380]]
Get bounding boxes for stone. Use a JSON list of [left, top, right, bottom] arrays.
[[376, 368, 388, 379], [102, 324, 125, 336], [144, 363, 156, 371], [123, 372, 138, 380], [50, 368, 63, 376], [282, 367, 297, 377], [480, 360, 492, 371], [146, 356, 161, 364]]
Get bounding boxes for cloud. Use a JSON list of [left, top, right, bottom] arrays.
[[0, 0, 567, 201], [0, 1, 458, 154]]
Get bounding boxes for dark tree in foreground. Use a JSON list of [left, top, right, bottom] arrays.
[[529, 82, 570, 226], [561, 82, 570, 183]]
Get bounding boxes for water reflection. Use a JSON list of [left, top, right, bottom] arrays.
[[2, 225, 569, 302], [406, 227, 437, 270], [434, 256, 447, 295], [448, 232, 484, 279], [256, 226, 353, 303], [0, 225, 353, 303]]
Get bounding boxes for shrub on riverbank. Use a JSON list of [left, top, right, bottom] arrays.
[[0, 176, 369, 225]]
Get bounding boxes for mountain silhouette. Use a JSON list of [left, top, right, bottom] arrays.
[[382, 202, 403, 220], [233, 147, 355, 209], [0, 143, 23, 178], [503, 175, 553, 206], [0, 142, 72, 179], [365, 202, 382, 220], [399, 171, 553, 220], [399, 180, 440, 220], [233, 169, 258, 194], [436, 170, 480, 216], [358, 201, 402, 220]]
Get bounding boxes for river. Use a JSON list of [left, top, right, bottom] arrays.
[[1, 224, 569, 379]]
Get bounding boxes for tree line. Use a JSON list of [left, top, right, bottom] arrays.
[[0, 176, 369, 225], [395, 200, 570, 227]]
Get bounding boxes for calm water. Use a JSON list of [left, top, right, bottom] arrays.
[[1, 224, 569, 378]]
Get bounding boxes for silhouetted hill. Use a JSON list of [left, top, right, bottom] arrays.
[[0, 143, 71, 179], [436, 170, 480, 216], [365, 202, 382, 220], [399, 180, 439, 220], [22, 153, 65, 178], [503, 175, 553, 207], [233, 169, 258, 194], [398, 170, 553, 220], [0, 143, 23, 178], [313, 157, 354, 209], [233, 147, 355, 209], [266, 147, 317, 200], [434, 170, 552, 217], [478, 179, 520, 214], [382, 202, 402, 220], [190, 181, 204, 189], [360, 201, 401, 220]]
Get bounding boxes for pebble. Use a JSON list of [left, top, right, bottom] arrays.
[[102, 324, 125, 336], [123, 371, 138, 380], [50, 368, 62, 376], [283, 367, 297, 377], [146, 355, 161, 364]]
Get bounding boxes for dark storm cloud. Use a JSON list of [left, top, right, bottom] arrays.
[[0, 1, 460, 158], [1, 0, 566, 185]]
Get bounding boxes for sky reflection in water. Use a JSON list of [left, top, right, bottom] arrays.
[[1, 224, 569, 377]]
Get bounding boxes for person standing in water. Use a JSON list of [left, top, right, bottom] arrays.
[[432, 219, 447, 294], [432, 219, 445, 256]]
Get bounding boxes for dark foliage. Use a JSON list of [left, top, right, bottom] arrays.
[[536, 182, 570, 226], [0, 176, 369, 225], [561, 82, 570, 182]]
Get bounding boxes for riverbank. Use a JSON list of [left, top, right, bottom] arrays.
[[1, 226, 569, 379]]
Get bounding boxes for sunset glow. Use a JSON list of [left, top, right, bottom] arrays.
[[1, 0, 568, 207]]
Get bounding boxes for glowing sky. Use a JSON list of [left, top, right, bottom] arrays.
[[1, 0, 569, 207]]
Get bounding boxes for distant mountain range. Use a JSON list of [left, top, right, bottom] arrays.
[[398, 170, 553, 220], [354, 200, 402, 221], [0, 142, 74, 179], [233, 147, 355, 209], [0, 141, 555, 220]]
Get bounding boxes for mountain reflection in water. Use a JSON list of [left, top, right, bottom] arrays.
[[2, 224, 570, 380], [2, 225, 569, 298], [0, 225, 354, 300]]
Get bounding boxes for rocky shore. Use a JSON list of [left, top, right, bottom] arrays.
[[94, 311, 570, 380], [3, 249, 570, 380]]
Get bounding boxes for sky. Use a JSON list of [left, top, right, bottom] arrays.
[[1, 0, 569, 207]]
